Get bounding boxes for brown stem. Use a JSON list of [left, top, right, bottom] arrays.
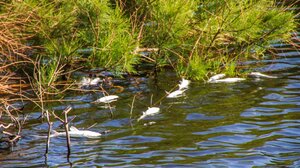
[[63, 106, 72, 157], [51, 106, 72, 157], [45, 110, 52, 156]]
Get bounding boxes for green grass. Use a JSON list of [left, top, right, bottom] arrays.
[[0, 0, 297, 82]]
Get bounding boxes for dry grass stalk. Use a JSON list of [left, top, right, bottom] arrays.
[[51, 106, 73, 157], [0, 99, 24, 148], [0, 11, 36, 63]]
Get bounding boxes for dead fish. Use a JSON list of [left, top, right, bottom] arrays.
[[50, 126, 102, 138], [144, 121, 156, 126], [166, 89, 185, 98], [209, 78, 246, 83], [208, 73, 226, 82], [79, 77, 101, 87], [166, 78, 190, 98], [178, 78, 190, 90], [248, 72, 277, 79], [90, 77, 102, 85], [138, 107, 160, 121], [93, 95, 119, 104]]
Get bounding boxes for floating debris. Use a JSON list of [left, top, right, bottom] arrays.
[[138, 107, 160, 121], [248, 72, 277, 79], [178, 78, 190, 90], [93, 95, 119, 104], [166, 89, 185, 98], [50, 126, 102, 138], [209, 78, 246, 83], [208, 73, 226, 82]]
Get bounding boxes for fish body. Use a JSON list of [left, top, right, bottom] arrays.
[[90, 77, 101, 85], [80, 77, 101, 87], [51, 126, 101, 138], [210, 78, 245, 83], [138, 107, 160, 121], [93, 95, 119, 103], [167, 89, 185, 98], [178, 78, 190, 90], [80, 77, 91, 86], [166, 78, 189, 98], [208, 74, 226, 82], [248, 72, 277, 79]]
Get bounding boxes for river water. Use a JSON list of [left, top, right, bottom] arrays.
[[1, 39, 300, 167]]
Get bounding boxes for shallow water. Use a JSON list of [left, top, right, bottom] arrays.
[[1, 45, 300, 167]]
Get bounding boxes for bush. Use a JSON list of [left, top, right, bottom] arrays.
[[0, 0, 297, 81]]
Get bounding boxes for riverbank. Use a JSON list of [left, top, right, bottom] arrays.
[[0, 0, 299, 154]]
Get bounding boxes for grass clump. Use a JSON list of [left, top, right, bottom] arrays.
[[176, 0, 297, 80], [0, 0, 297, 84]]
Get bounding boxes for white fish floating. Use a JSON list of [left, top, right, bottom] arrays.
[[248, 72, 277, 79], [89, 77, 102, 85], [50, 126, 102, 138], [178, 78, 190, 90], [207, 73, 226, 82], [79, 77, 90, 86], [93, 95, 119, 104], [209, 78, 246, 83], [144, 121, 156, 126], [166, 78, 190, 98], [79, 77, 101, 87], [166, 89, 185, 98], [137, 107, 160, 121]]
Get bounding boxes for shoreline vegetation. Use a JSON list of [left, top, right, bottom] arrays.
[[0, 0, 298, 152]]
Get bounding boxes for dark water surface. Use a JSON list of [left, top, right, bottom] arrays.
[[1, 44, 300, 167]]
